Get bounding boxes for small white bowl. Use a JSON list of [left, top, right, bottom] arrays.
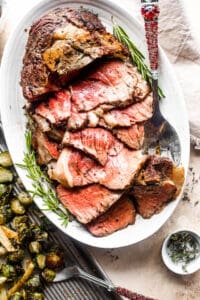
[[161, 229, 200, 275]]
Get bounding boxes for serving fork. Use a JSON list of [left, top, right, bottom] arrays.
[[54, 264, 156, 300], [141, 0, 181, 165]]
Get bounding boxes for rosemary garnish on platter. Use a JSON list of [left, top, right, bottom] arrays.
[[18, 130, 69, 227], [112, 20, 165, 99]]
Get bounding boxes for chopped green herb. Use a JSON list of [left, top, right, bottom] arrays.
[[167, 231, 200, 272], [17, 130, 69, 227], [112, 19, 165, 99]]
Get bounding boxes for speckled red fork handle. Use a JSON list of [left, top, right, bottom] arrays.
[[141, 0, 160, 79], [115, 286, 157, 300]]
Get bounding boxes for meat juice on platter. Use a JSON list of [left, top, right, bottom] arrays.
[[21, 7, 184, 237]]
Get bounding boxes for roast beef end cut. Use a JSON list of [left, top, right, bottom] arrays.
[[56, 184, 123, 224], [135, 155, 174, 185], [131, 179, 177, 218], [21, 8, 127, 101], [87, 197, 136, 237], [131, 155, 183, 218]]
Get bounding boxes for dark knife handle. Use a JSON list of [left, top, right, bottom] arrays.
[[115, 286, 157, 300], [141, 0, 160, 79]]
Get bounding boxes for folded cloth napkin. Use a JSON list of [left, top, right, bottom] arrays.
[[157, 0, 200, 149], [121, 0, 200, 149]]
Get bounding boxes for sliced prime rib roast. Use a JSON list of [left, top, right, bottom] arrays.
[[131, 181, 177, 218], [114, 124, 144, 150], [101, 93, 153, 128], [31, 128, 60, 165], [48, 147, 146, 190], [32, 58, 151, 126], [56, 184, 123, 224], [62, 128, 123, 166], [21, 8, 128, 101], [87, 60, 150, 101], [62, 126, 144, 167], [130, 155, 184, 218], [32, 129, 60, 165], [70, 60, 150, 112], [35, 90, 71, 125], [87, 197, 136, 237]]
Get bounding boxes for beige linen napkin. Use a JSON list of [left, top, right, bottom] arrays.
[[159, 0, 200, 149]]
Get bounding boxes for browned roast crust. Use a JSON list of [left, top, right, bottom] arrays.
[[21, 8, 128, 101]]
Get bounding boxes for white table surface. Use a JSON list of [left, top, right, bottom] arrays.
[[1, 1, 200, 299]]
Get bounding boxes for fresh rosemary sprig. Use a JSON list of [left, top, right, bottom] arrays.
[[18, 130, 69, 227], [112, 19, 165, 99]]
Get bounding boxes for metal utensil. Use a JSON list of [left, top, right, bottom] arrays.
[[54, 264, 156, 300], [141, 0, 181, 165]]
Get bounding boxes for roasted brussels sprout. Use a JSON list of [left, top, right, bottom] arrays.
[[0, 167, 13, 183], [1, 264, 17, 282], [10, 198, 26, 215], [41, 268, 56, 282], [0, 151, 13, 167], [0, 205, 13, 224], [0, 183, 12, 205], [29, 241, 42, 254], [11, 215, 29, 230], [30, 225, 48, 242], [35, 254, 46, 270], [27, 292, 44, 300], [17, 191, 33, 206], [18, 223, 31, 243], [25, 274, 43, 292], [9, 291, 24, 300], [7, 249, 25, 263], [46, 252, 64, 270]]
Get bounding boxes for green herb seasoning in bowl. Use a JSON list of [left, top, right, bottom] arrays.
[[162, 229, 200, 275]]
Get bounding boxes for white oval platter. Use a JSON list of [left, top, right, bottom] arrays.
[[0, 0, 190, 248]]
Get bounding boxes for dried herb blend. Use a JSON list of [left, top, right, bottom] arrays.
[[167, 231, 200, 272]]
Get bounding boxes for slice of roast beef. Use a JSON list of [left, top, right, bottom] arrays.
[[48, 147, 146, 190], [88, 61, 150, 100], [131, 180, 177, 218], [87, 197, 136, 237], [31, 114, 65, 142], [135, 155, 174, 185], [101, 93, 153, 128], [114, 124, 144, 150], [48, 148, 101, 188], [56, 184, 123, 224], [35, 90, 71, 125], [130, 155, 180, 218], [62, 128, 122, 166], [21, 8, 127, 101], [32, 129, 60, 165], [70, 61, 144, 112]]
